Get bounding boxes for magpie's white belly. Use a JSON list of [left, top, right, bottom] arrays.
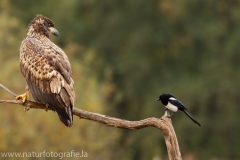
[[165, 103, 178, 112]]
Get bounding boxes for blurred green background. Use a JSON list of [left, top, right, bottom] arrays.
[[0, 0, 239, 159]]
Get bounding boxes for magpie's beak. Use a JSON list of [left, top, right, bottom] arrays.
[[157, 98, 160, 101], [49, 27, 59, 37]]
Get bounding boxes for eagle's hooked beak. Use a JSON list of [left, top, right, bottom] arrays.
[[49, 27, 59, 37]]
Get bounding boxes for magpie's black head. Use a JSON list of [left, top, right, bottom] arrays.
[[157, 93, 174, 105]]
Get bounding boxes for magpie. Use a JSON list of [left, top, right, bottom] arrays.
[[157, 93, 201, 127]]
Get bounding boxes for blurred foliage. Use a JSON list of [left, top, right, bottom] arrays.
[[0, 0, 240, 159]]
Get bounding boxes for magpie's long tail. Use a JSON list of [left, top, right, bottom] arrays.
[[182, 109, 201, 127]]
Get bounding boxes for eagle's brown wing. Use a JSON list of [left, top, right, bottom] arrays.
[[20, 37, 75, 127]]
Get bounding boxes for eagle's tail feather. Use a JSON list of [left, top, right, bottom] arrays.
[[51, 105, 73, 127], [27, 80, 73, 127]]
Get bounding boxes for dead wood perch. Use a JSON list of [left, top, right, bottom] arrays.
[[0, 83, 182, 160]]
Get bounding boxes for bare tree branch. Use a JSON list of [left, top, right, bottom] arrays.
[[0, 84, 182, 160], [0, 84, 17, 97]]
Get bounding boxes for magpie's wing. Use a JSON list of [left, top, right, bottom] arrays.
[[169, 98, 201, 127], [169, 98, 187, 110]]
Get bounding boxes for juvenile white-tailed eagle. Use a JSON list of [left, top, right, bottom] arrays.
[[16, 14, 75, 127]]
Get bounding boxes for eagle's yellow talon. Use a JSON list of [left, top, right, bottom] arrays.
[[16, 93, 27, 103]]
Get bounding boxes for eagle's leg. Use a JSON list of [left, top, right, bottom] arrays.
[[45, 104, 49, 112], [15, 85, 30, 103], [16, 93, 28, 103]]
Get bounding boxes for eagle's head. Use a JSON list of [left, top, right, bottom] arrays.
[[27, 14, 59, 38]]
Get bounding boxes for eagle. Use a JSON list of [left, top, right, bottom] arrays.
[[16, 14, 75, 127]]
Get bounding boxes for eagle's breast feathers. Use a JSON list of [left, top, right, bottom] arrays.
[[20, 38, 75, 107]]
